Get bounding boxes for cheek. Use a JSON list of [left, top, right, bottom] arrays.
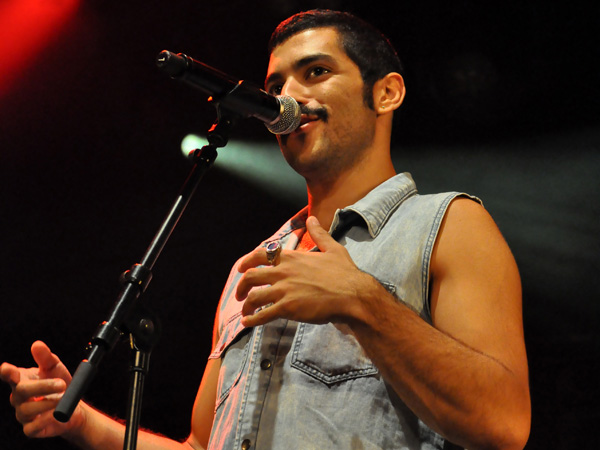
[[327, 83, 368, 117]]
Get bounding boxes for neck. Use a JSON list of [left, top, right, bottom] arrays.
[[306, 153, 396, 231]]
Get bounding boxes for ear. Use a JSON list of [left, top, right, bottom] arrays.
[[373, 72, 406, 115]]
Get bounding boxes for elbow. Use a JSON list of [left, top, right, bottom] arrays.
[[501, 409, 531, 450], [488, 420, 530, 450], [441, 393, 531, 450], [445, 416, 531, 450], [481, 401, 532, 450], [494, 386, 532, 450]]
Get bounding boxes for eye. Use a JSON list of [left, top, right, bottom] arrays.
[[308, 66, 330, 79], [266, 82, 283, 96], [270, 84, 283, 96]]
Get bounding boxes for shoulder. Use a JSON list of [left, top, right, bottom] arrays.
[[394, 192, 484, 251], [439, 196, 492, 236], [429, 196, 521, 323], [432, 197, 512, 274], [436, 196, 505, 255]]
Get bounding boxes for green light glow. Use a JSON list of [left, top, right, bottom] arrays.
[[181, 134, 305, 203]]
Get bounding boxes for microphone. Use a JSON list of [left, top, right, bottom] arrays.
[[156, 50, 301, 135]]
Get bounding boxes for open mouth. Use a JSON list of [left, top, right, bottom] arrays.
[[299, 106, 327, 125], [285, 106, 327, 136], [299, 114, 319, 128]]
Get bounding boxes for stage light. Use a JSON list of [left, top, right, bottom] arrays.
[[0, 0, 79, 97], [181, 134, 305, 203], [181, 134, 209, 157]]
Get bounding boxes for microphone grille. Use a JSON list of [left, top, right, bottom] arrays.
[[265, 96, 301, 135]]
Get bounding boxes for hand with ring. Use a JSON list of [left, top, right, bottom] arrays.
[[236, 216, 374, 328]]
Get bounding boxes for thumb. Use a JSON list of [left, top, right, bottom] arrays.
[[31, 341, 66, 380], [306, 216, 338, 252]]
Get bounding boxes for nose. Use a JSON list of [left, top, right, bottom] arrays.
[[279, 77, 307, 104]]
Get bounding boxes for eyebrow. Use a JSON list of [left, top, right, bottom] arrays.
[[265, 53, 336, 89]]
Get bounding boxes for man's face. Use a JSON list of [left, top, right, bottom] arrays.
[[265, 27, 378, 182]]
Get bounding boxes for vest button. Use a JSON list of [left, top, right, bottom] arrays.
[[241, 439, 251, 449], [260, 359, 272, 370]]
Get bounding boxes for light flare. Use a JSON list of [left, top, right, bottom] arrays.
[[181, 134, 305, 203], [0, 0, 80, 97]]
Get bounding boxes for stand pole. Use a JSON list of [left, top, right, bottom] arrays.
[[52, 78, 243, 448], [123, 336, 152, 450], [54, 143, 219, 425]]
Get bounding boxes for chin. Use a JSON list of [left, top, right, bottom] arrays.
[[279, 136, 313, 164]]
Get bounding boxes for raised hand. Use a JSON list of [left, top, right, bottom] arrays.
[[0, 341, 83, 438], [236, 216, 376, 327]]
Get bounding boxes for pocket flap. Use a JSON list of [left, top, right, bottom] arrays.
[[209, 312, 249, 359]]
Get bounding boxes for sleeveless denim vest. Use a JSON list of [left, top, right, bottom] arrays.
[[207, 173, 478, 450]]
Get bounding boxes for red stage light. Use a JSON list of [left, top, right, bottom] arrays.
[[0, 0, 79, 97]]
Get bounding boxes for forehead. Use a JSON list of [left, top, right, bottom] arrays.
[[266, 27, 348, 75]]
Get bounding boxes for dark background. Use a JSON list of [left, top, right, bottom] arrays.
[[1, 1, 598, 448]]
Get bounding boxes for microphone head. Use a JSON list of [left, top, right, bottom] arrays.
[[156, 50, 187, 77], [265, 96, 301, 135]]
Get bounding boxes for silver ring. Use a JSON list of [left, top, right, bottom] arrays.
[[265, 241, 281, 266]]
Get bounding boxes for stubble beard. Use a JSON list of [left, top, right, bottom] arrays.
[[280, 119, 376, 186]]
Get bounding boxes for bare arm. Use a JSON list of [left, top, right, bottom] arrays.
[[0, 341, 219, 450], [186, 358, 220, 449], [69, 358, 220, 450], [65, 402, 196, 450], [346, 199, 530, 449], [235, 200, 530, 450]]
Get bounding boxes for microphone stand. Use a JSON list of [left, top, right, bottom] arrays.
[[54, 106, 241, 450]]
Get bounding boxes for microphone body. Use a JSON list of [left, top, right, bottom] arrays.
[[156, 50, 300, 134]]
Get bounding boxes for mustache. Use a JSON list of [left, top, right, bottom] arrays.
[[300, 105, 328, 122]]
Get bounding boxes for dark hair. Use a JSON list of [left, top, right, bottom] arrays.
[[268, 9, 403, 108]]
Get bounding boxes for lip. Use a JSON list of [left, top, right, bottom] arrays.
[[294, 114, 319, 133]]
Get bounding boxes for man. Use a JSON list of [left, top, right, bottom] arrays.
[[1, 9, 531, 450]]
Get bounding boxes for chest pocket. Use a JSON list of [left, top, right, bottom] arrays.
[[289, 278, 398, 385], [210, 313, 252, 408], [290, 322, 378, 385]]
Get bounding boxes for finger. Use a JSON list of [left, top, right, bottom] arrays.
[[13, 379, 66, 405], [236, 268, 277, 301], [238, 249, 270, 273], [306, 216, 338, 252], [22, 410, 61, 438], [241, 302, 280, 328], [31, 341, 61, 374], [0, 363, 21, 387], [241, 286, 279, 317], [16, 396, 62, 423]]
